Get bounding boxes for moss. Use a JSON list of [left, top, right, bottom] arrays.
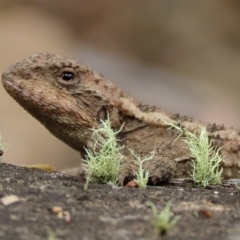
[[84, 116, 124, 189]]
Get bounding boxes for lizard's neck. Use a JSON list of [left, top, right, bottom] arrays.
[[118, 95, 175, 126]]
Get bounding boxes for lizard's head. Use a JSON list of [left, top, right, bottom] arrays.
[[1, 53, 123, 152]]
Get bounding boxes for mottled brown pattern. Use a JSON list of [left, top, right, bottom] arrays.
[[2, 53, 240, 184]]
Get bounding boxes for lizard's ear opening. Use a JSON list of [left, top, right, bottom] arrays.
[[97, 107, 107, 122], [96, 106, 121, 129]]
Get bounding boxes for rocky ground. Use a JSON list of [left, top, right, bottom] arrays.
[[0, 163, 240, 240]]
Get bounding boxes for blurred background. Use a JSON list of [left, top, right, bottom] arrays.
[[1, 0, 240, 170]]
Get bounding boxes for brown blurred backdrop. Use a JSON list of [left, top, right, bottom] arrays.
[[1, 0, 240, 170]]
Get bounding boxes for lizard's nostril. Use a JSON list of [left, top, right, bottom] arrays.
[[22, 71, 32, 80]]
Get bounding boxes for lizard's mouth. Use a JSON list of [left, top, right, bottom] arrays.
[[2, 73, 93, 129], [3, 77, 26, 93], [2, 75, 65, 124], [2, 77, 45, 108]]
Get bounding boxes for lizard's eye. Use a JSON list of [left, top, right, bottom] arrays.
[[61, 71, 75, 81], [56, 68, 80, 86]]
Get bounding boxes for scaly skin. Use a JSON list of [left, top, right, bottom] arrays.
[[2, 53, 240, 184]]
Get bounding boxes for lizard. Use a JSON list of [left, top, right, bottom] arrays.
[[2, 52, 240, 184]]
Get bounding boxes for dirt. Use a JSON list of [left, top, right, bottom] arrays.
[[0, 162, 240, 240]]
